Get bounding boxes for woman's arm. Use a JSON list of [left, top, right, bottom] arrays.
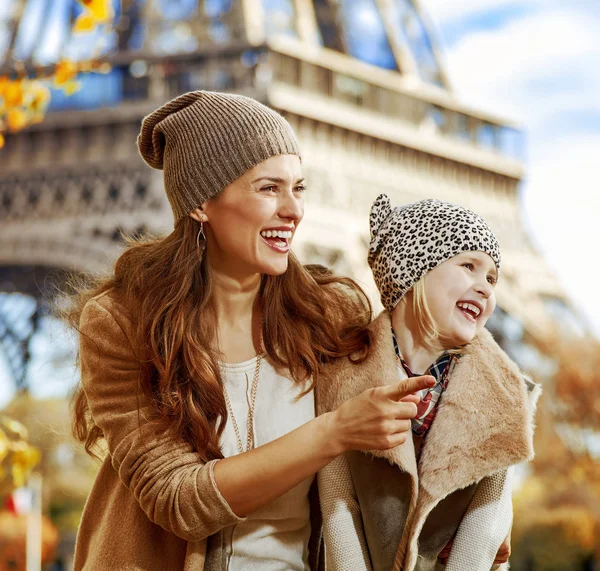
[[212, 364, 432, 516], [80, 299, 243, 541], [81, 298, 433, 539], [318, 453, 372, 571]]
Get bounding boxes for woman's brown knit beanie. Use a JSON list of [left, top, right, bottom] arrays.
[[137, 91, 301, 222]]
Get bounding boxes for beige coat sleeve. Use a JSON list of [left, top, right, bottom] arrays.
[[79, 298, 246, 541], [445, 467, 513, 571], [318, 453, 372, 571]]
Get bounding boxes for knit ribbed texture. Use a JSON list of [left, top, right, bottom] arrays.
[[319, 454, 513, 571], [137, 91, 301, 221], [318, 454, 372, 571], [445, 468, 513, 571]]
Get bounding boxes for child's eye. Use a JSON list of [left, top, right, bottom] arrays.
[[462, 263, 474, 271], [487, 275, 497, 286]]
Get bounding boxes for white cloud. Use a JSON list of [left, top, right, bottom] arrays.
[[420, 0, 514, 24], [422, 0, 557, 26], [0, 3, 14, 20], [443, 9, 600, 123], [521, 135, 600, 334]]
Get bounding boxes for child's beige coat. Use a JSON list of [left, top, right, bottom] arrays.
[[316, 311, 540, 571]]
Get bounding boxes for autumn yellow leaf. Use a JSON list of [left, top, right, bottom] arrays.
[[11, 463, 27, 488], [0, 76, 10, 96], [12, 442, 40, 466], [28, 82, 51, 113], [0, 416, 41, 493], [1, 417, 29, 439], [4, 80, 24, 107], [75, 0, 113, 30], [6, 108, 28, 132], [54, 60, 78, 86], [0, 0, 108, 145], [84, 0, 113, 22], [73, 13, 96, 33], [62, 80, 81, 96], [0, 430, 8, 461]]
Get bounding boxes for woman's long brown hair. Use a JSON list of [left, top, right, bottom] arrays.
[[69, 216, 372, 461]]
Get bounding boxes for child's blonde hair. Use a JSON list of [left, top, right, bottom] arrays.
[[401, 279, 463, 355]]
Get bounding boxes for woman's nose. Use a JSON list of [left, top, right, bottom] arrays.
[[279, 190, 304, 221]]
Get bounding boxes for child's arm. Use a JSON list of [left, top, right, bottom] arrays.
[[318, 453, 373, 571], [443, 467, 514, 571]]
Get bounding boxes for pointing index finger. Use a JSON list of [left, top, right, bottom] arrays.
[[385, 375, 435, 401]]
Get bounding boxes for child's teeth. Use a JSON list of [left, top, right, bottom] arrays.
[[458, 302, 480, 317]]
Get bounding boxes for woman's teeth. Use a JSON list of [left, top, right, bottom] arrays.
[[457, 302, 481, 318], [260, 230, 292, 239]]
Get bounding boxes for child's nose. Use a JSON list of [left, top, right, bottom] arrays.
[[475, 280, 492, 299]]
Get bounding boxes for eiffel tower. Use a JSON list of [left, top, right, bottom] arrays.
[[0, 0, 579, 393]]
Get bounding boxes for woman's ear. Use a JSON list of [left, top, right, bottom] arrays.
[[189, 205, 208, 223]]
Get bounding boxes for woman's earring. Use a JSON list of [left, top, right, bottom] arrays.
[[196, 221, 206, 258]]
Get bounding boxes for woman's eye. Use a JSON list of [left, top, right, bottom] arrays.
[[261, 185, 276, 192], [294, 185, 307, 193]]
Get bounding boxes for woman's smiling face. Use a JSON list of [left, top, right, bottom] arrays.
[[422, 251, 498, 348], [190, 154, 305, 278]]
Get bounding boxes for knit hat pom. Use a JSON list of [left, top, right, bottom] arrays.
[[370, 194, 392, 238], [138, 92, 201, 170], [368, 193, 394, 265]]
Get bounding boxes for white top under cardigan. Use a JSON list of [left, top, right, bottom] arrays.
[[218, 355, 315, 571]]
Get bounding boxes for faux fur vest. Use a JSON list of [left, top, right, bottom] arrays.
[[316, 311, 541, 570]]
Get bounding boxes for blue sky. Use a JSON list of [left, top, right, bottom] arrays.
[[420, 0, 600, 335]]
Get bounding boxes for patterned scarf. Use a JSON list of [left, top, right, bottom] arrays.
[[391, 329, 457, 437]]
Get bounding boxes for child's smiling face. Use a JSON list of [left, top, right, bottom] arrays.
[[423, 251, 498, 347]]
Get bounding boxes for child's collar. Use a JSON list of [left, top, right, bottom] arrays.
[[316, 311, 540, 504], [390, 327, 455, 377]]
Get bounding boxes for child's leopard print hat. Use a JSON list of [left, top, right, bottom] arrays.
[[368, 194, 501, 313]]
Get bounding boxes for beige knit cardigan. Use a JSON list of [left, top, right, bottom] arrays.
[[73, 292, 323, 571]]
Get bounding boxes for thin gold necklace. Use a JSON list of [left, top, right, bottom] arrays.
[[221, 321, 263, 455]]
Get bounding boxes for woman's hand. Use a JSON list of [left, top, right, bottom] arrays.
[[327, 375, 435, 455]]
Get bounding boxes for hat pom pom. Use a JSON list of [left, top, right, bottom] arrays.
[[137, 91, 204, 170], [369, 194, 392, 239], [138, 110, 167, 169]]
